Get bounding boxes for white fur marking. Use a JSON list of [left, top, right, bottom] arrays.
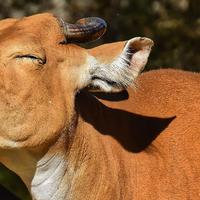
[[31, 154, 67, 200]]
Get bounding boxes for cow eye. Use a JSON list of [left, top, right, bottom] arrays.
[[15, 54, 46, 65]]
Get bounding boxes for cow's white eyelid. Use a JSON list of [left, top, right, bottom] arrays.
[[15, 55, 45, 65]]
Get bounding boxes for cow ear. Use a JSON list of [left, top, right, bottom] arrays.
[[124, 37, 154, 72], [87, 37, 154, 92]]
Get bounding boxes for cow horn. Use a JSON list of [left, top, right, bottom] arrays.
[[60, 17, 107, 43]]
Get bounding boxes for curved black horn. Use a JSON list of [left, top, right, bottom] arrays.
[[60, 17, 107, 43]]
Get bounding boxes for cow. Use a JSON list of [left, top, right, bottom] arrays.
[[0, 13, 199, 200]]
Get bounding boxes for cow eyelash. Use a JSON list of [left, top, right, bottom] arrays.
[[15, 54, 46, 65]]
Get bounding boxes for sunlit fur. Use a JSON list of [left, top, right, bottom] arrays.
[[0, 13, 199, 200]]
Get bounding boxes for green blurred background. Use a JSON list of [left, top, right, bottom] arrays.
[[0, 0, 199, 199]]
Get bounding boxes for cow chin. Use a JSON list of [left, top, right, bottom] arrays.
[[0, 101, 73, 149]]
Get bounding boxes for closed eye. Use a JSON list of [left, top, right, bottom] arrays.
[[15, 54, 46, 65]]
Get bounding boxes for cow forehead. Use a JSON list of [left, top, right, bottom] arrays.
[[0, 13, 65, 45]]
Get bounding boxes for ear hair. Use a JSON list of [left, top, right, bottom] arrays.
[[87, 37, 154, 92]]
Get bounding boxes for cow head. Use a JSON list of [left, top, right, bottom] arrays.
[[0, 13, 153, 149]]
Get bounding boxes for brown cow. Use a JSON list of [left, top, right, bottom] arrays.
[[0, 13, 199, 200]]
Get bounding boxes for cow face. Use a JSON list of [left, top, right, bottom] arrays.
[[0, 13, 153, 149]]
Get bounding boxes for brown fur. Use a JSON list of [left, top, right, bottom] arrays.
[[0, 13, 199, 200], [86, 69, 200, 199]]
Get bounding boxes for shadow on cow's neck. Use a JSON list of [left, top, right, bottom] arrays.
[[89, 90, 129, 101], [75, 90, 175, 153]]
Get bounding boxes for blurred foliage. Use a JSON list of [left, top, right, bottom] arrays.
[[0, 164, 31, 200], [0, 0, 199, 199]]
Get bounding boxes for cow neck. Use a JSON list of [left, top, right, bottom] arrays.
[[30, 133, 69, 200], [30, 113, 110, 200], [1, 90, 126, 200], [72, 90, 133, 199]]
